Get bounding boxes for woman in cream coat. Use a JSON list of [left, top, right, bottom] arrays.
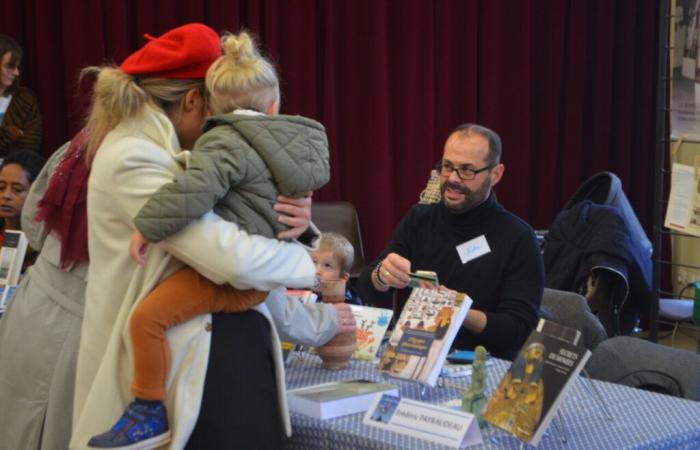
[[69, 24, 350, 450], [0, 141, 85, 450]]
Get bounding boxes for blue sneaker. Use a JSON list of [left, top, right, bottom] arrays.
[[88, 401, 171, 450]]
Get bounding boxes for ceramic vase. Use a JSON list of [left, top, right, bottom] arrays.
[[315, 281, 357, 370]]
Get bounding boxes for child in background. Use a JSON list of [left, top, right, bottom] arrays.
[[310, 232, 362, 305], [88, 30, 329, 450]]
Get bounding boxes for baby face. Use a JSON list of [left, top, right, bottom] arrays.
[[310, 249, 345, 284]]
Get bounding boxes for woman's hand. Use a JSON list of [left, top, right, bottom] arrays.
[[274, 192, 312, 240], [333, 303, 356, 334]]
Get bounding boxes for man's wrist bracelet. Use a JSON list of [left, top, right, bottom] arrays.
[[375, 263, 389, 288]]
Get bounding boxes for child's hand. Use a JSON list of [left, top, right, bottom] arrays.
[[129, 230, 151, 265]]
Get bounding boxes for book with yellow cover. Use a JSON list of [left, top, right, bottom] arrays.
[[481, 319, 591, 446], [377, 287, 472, 387]]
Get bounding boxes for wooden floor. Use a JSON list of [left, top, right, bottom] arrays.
[[655, 321, 700, 354]]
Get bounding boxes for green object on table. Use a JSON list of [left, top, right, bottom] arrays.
[[694, 282, 700, 326]]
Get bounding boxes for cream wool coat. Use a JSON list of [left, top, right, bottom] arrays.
[[70, 106, 319, 450]]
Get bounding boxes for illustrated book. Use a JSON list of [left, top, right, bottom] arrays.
[[287, 378, 399, 420], [377, 287, 472, 387], [0, 230, 27, 287], [349, 304, 393, 361], [481, 319, 591, 446]]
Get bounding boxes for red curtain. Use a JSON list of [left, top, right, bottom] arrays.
[[1, 0, 659, 261]]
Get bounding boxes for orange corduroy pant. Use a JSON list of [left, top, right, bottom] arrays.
[[129, 267, 268, 400]]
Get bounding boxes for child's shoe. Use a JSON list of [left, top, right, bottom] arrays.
[[87, 400, 170, 450]]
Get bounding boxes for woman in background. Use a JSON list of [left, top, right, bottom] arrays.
[[0, 35, 42, 155], [0, 130, 88, 450], [0, 150, 46, 240]]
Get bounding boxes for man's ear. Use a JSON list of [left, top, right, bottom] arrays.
[[341, 272, 350, 283], [490, 163, 505, 187]]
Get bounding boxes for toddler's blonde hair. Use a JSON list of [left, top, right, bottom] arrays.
[[206, 31, 280, 115], [319, 232, 355, 275]]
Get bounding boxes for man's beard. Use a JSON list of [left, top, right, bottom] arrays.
[[440, 179, 490, 213]]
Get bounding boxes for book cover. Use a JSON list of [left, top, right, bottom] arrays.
[[0, 230, 27, 287], [0, 284, 18, 313], [481, 319, 592, 446], [349, 304, 393, 361], [536, 319, 581, 346], [377, 288, 472, 387], [287, 378, 399, 420]]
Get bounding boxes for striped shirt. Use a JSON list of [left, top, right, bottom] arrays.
[[0, 87, 42, 155]]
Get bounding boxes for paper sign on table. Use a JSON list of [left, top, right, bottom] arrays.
[[363, 394, 482, 448]]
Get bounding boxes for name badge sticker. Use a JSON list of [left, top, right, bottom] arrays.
[[456, 235, 491, 264]]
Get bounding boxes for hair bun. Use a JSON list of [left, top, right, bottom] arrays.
[[222, 31, 260, 64]]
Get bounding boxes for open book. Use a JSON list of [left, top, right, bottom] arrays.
[[377, 287, 472, 387], [481, 319, 591, 446]]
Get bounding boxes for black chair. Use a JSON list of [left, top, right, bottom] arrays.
[[586, 336, 700, 401], [311, 201, 367, 279], [540, 288, 607, 351]]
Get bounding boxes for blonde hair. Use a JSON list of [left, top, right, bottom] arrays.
[[81, 66, 204, 161], [319, 232, 355, 275], [206, 31, 280, 115]]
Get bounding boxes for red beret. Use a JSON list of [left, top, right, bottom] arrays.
[[120, 23, 221, 79]]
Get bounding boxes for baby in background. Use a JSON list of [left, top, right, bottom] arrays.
[[88, 30, 329, 450]]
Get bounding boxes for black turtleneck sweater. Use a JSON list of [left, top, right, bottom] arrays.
[[357, 193, 544, 360]]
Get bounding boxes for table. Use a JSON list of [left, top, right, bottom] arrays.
[[284, 352, 700, 449]]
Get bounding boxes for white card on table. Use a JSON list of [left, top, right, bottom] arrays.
[[363, 394, 482, 448], [456, 235, 490, 264]]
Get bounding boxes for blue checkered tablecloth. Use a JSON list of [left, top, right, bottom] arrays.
[[284, 352, 700, 449]]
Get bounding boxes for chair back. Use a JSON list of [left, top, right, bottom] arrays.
[[311, 201, 366, 278], [540, 288, 607, 351], [586, 336, 700, 401]]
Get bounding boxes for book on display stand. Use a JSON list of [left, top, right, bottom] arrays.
[[377, 287, 472, 388], [481, 319, 592, 446]]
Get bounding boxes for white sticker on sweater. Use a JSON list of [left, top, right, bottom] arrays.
[[456, 235, 490, 264]]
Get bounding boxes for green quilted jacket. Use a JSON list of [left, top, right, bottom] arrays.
[[135, 112, 330, 242]]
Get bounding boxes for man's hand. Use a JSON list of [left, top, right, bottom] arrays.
[[129, 230, 151, 265], [373, 252, 412, 290], [333, 303, 356, 334], [274, 192, 312, 240]]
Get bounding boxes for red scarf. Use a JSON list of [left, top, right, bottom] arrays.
[[35, 129, 90, 268]]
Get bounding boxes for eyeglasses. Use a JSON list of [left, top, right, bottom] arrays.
[[438, 160, 494, 181]]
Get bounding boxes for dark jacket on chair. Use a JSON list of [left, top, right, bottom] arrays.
[[543, 201, 652, 331]]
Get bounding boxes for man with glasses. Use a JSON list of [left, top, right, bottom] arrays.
[[358, 123, 543, 359]]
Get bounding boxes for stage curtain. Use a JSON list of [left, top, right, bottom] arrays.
[[1, 0, 658, 260]]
